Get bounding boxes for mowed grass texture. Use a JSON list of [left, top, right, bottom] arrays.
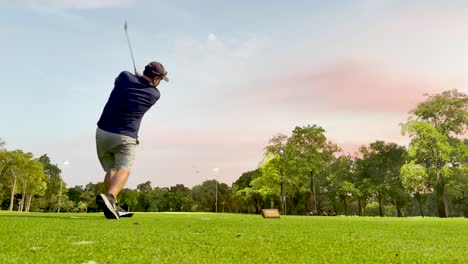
[[0, 211, 466, 264]]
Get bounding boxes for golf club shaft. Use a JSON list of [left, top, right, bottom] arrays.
[[124, 21, 137, 75]]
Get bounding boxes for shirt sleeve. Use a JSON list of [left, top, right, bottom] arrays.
[[114, 71, 129, 86]]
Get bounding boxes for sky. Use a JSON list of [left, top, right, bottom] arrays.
[[1, 0, 467, 189]]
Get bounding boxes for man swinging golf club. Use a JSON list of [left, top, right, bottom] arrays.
[[95, 61, 168, 219]]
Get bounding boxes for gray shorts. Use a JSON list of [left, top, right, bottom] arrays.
[[96, 128, 137, 172]]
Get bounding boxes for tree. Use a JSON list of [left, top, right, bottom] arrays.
[[4, 150, 32, 211], [215, 182, 232, 213], [265, 133, 288, 213], [355, 142, 407, 217], [137, 181, 152, 193], [285, 125, 340, 214], [353, 171, 373, 216], [76, 201, 88, 213], [0, 147, 8, 203], [68, 185, 84, 203], [168, 184, 193, 212], [192, 180, 219, 212], [253, 155, 281, 209], [401, 162, 430, 217], [118, 188, 140, 212], [445, 138, 468, 217], [446, 165, 467, 217], [20, 159, 47, 212], [0, 150, 48, 212], [79, 182, 105, 212], [36, 154, 65, 212], [135, 181, 153, 211], [402, 89, 467, 217], [375, 142, 408, 217], [232, 169, 262, 213], [144, 187, 169, 212], [66, 185, 86, 212], [326, 155, 359, 215]]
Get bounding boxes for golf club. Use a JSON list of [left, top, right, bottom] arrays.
[[124, 21, 137, 75]]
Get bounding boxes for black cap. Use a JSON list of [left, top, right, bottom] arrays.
[[144, 61, 168, 82]]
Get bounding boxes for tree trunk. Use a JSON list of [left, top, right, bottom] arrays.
[[444, 192, 449, 217], [394, 200, 403, 217], [464, 200, 467, 218], [9, 169, 17, 211], [58, 180, 62, 213], [397, 205, 403, 217], [344, 198, 348, 216], [280, 171, 285, 215], [19, 178, 27, 212], [18, 198, 23, 212], [418, 199, 424, 218], [358, 199, 362, 216], [378, 194, 383, 217], [26, 194, 32, 212], [435, 181, 448, 218], [310, 171, 317, 214], [414, 193, 424, 217]]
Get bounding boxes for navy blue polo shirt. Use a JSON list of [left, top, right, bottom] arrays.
[[97, 71, 160, 138]]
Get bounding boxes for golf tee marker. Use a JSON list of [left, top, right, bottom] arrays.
[[261, 209, 280, 218]]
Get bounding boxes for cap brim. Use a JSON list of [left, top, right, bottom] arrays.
[[162, 75, 169, 82]]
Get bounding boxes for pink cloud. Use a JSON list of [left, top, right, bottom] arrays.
[[236, 61, 452, 113]]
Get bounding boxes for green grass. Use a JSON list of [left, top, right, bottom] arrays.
[[0, 211, 466, 264]]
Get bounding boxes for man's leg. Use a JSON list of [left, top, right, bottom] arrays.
[[99, 168, 132, 218], [96, 129, 137, 219], [104, 169, 116, 192], [108, 135, 136, 199], [105, 168, 134, 217], [106, 168, 130, 199]]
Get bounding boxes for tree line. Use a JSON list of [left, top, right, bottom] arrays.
[[0, 90, 466, 217]]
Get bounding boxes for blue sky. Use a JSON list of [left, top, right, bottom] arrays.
[[1, 0, 467, 188]]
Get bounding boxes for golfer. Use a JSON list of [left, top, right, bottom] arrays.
[[95, 61, 168, 219]]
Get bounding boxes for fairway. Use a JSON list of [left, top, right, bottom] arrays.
[[0, 211, 466, 264]]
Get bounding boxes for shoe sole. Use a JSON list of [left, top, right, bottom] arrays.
[[119, 212, 134, 218], [96, 194, 119, 220]]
